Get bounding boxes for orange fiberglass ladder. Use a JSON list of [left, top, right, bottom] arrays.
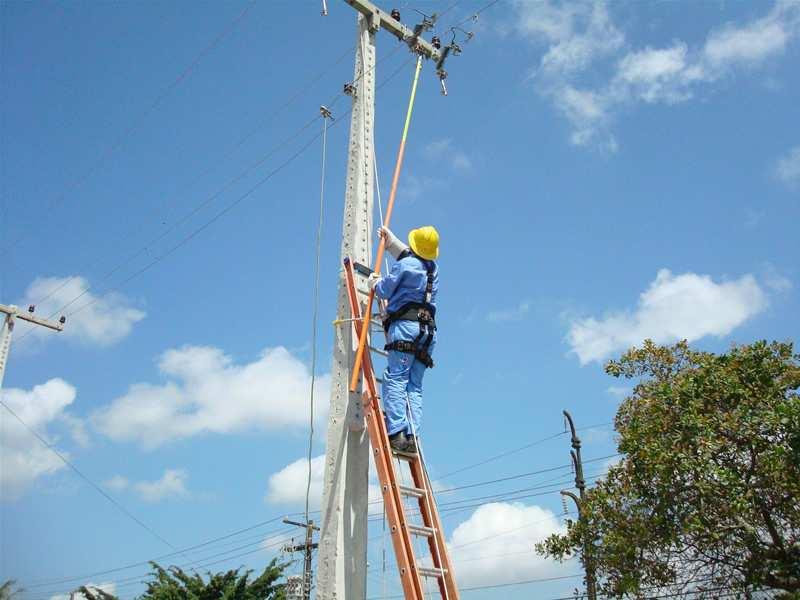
[[343, 256, 459, 600]]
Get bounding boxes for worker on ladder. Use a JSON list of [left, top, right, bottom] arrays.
[[367, 225, 439, 454]]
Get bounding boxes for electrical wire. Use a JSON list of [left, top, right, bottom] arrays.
[[14, 46, 413, 349], [0, 400, 186, 562], [28, 43, 356, 310], [2, 0, 258, 255], [28, 529, 298, 600], [23, 520, 288, 588], [305, 110, 331, 526], [23, 452, 605, 592]]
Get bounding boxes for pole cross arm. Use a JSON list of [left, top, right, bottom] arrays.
[[342, 0, 442, 61], [0, 303, 64, 331]]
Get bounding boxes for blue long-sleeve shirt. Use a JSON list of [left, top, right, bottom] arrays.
[[374, 254, 438, 314]]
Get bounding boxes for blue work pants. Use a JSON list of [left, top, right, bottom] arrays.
[[381, 320, 435, 437]]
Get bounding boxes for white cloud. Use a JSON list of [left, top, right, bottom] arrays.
[[400, 173, 445, 204], [514, 0, 800, 148], [92, 345, 329, 448], [763, 264, 793, 292], [103, 475, 129, 492], [773, 145, 800, 186], [447, 502, 570, 587], [703, 0, 800, 69], [17, 276, 145, 346], [567, 269, 769, 364], [266, 454, 326, 507], [422, 138, 472, 172], [486, 301, 531, 323], [517, 0, 624, 76], [613, 44, 698, 104], [606, 385, 631, 399], [266, 454, 382, 513], [1, 379, 79, 500], [133, 469, 189, 502], [553, 85, 615, 149], [103, 469, 190, 502], [50, 581, 116, 600]]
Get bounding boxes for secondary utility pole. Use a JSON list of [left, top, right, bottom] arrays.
[[284, 518, 321, 600], [316, 2, 443, 599], [0, 303, 64, 391], [561, 410, 597, 600]]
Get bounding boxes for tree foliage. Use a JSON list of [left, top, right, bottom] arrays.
[[538, 340, 800, 599], [138, 560, 287, 600], [0, 581, 23, 600]]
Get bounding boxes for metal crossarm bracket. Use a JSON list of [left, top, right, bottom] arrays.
[[343, 0, 442, 61]]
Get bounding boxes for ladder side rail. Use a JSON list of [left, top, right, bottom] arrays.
[[410, 458, 460, 599], [408, 459, 448, 599], [343, 258, 425, 600], [362, 394, 425, 600], [350, 258, 456, 599]]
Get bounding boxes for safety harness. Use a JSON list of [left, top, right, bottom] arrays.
[[382, 249, 436, 368]]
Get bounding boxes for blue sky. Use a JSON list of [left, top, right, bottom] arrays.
[[1, 1, 799, 598]]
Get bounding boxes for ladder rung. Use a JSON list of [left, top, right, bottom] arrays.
[[369, 345, 387, 357], [398, 485, 425, 498], [408, 524, 435, 538], [418, 567, 447, 579], [391, 449, 417, 461]]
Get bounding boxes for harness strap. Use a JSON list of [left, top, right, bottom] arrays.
[[384, 340, 434, 369]]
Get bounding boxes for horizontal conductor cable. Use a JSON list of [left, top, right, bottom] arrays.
[[25, 457, 607, 590], [28, 529, 298, 600], [3, 0, 259, 255], [0, 400, 186, 565], [15, 52, 417, 347], [28, 40, 404, 311], [29, 43, 357, 310]]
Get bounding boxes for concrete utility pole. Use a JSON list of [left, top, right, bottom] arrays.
[[561, 410, 597, 600], [284, 518, 320, 600], [316, 3, 442, 599], [0, 303, 64, 391]]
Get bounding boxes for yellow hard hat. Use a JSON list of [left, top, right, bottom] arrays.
[[408, 225, 439, 260]]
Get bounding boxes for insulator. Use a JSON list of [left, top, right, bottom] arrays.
[[390, 8, 400, 21], [59, 316, 66, 324], [431, 35, 441, 49], [28, 305, 35, 313]]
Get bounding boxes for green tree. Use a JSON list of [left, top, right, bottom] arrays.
[[538, 340, 800, 599], [0, 581, 23, 600], [138, 560, 287, 600]]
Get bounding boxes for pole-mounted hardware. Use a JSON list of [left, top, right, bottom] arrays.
[[339, 2, 467, 97], [560, 410, 597, 600], [283, 518, 320, 600], [0, 303, 65, 392], [320, 105, 334, 120], [321, 0, 328, 16], [343, 1, 442, 61]]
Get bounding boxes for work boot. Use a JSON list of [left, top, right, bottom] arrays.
[[404, 434, 418, 454], [389, 432, 408, 453]]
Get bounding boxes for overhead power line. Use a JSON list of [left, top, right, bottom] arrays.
[[28, 42, 356, 311], [0, 400, 182, 557], [15, 48, 414, 349], [23, 456, 608, 592], [27, 528, 299, 600], [3, 0, 258, 255]]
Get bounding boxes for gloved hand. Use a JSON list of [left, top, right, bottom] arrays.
[[367, 272, 381, 290], [377, 226, 408, 259]]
